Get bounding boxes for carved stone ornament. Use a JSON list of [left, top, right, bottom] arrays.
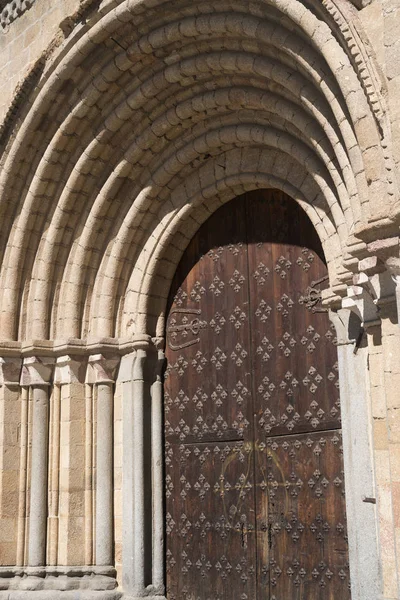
[[0, 0, 36, 30], [20, 356, 55, 386], [54, 355, 86, 385], [85, 353, 120, 384]]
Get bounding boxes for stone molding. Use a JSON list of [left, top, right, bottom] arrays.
[[0, 337, 163, 359]]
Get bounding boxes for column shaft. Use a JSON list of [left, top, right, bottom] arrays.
[[48, 384, 60, 565], [132, 375, 145, 593], [151, 353, 164, 590], [96, 382, 114, 565], [28, 385, 50, 566], [16, 386, 28, 566], [85, 383, 94, 565]]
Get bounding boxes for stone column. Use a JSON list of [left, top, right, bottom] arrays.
[[151, 349, 166, 592], [120, 352, 136, 595], [21, 356, 55, 567], [0, 357, 23, 565], [120, 337, 165, 600], [86, 354, 119, 567], [53, 355, 86, 565]]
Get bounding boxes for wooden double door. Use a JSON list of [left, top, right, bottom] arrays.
[[164, 190, 351, 600]]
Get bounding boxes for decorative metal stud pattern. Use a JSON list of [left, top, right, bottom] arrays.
[[165, 191, 350, 600], [259, 432, 350, 598]]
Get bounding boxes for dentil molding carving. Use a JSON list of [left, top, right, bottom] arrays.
[[0, 0, 36, 30]]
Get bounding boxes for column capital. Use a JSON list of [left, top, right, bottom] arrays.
[[54, 355, 86, 385], [21, 356, 55, 386], [85, 354, 120, 384], [0, 356, 22, 386], [342, 283, 380, 329]]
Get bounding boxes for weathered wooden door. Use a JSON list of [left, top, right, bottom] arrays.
[[164, 190, 351, 600]]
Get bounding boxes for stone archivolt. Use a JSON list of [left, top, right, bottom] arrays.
[[0, 0, 396, 350]]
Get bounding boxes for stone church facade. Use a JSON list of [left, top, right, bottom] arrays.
[[0, 0, 400, 599]]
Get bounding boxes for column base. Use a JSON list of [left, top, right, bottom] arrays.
[[0, 566, 120, 599]]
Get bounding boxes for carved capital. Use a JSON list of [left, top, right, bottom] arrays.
[[54, 355, 86, 385], [117, 352, 136, 383], [21, 356, 55, 386], [85, 354, 120, 384], [117, 347, 164, 384], [0, 357, 22, 386]]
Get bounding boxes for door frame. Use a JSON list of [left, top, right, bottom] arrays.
[[119, 206, 383, 600]]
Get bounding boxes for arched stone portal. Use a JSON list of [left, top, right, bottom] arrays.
[[0, 0, 399, 599]]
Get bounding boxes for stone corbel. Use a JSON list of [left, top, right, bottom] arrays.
[[342, 283, 380, 329], [20, 355, 55, 386], [85, 353, 120, 384], [54, 354, 86, 385], [0, 356, 22, 386]]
